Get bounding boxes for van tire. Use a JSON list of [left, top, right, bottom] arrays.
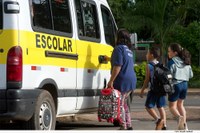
[[23, 90, 56, 130], [0, 124, 4, 129]]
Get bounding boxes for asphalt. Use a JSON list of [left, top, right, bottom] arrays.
[[58, 88, 200, 124], [57, 88, 200, 130]]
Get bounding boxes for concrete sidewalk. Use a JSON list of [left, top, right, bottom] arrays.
[[133, 88, 200, 95]]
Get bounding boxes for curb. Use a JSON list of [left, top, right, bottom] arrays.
[[133, 88, 200, 95]]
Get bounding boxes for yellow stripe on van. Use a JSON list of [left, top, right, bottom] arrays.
[[0, 30, 19, 63], [0, 30, 113, 70]]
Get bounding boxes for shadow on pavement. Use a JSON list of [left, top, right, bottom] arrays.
[[56, 121, 115, 130]]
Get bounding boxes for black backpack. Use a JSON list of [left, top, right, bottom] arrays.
[[149, 63, 174, 96]]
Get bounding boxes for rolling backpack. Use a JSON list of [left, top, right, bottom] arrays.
[[149, 63, 175, 96], [98, 88, 122, 124]]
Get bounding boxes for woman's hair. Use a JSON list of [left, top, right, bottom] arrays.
[[149, 46, 160, 59], [116, 28, 132, 49], [169, 43, 191, 65]]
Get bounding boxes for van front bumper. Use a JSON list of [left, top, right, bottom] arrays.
[[0, 89, 42, 121]]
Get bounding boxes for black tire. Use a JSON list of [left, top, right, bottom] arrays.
[[0, 123, 4, 129], [0, 123, 9, 130], [113, 119, 120, 127], [23, 90, 56, 130]]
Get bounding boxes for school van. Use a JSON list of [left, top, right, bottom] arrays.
[[0, 0, 117, 130]]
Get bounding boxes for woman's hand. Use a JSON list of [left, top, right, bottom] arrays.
[[107, 80, 113, 89]]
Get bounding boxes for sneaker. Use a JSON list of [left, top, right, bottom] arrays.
[[184, 123, 188, 130], [162, 126, 167, 130], [155, 119, 164, 130], [178, 116, 184, 130], [119, 126, 126, 130], [127, 127, 133, 130]]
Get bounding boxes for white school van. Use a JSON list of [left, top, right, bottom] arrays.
[[0, 0, 117, 130]]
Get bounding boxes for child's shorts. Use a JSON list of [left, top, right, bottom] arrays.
[[145, 90, 166, 108], [168, 81, 188, 102]]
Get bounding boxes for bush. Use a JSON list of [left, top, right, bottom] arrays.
[[134, 62, 147, 88], [189, 66, 200, 88], [134, 62, 200, 88]]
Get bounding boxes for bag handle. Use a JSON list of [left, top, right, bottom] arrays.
[[101, 88, 113, 95]]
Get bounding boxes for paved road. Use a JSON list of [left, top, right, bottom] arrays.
[[56, 94, 200, 130], [132, 93, 200, 111], [1, 93, 200, 130], [56, 119, 200, 130]]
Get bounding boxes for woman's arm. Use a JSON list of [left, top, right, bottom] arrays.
[[107, 66, 121, 88]]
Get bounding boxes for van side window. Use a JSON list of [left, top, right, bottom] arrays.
[[32, 0, 72, 33], [51, 0, 72, 33], [101, 5, 116, 46], [75, 0, 100, 39], [32, 0, 52, 29]]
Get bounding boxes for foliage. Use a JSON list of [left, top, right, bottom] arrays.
[[189, 65, 200, 88], [107, 0, 134, 29], [134, 62, 147, 88], [108, 0, 200, 64], [133, 62, 200, 88], [181, 0, 200, 26], [108, 0, 188, 64], [166, 21, 200, 66], [134, 62, 200, 88]]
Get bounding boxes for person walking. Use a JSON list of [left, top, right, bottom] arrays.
[[107, 29, 137, 130], [140, 47, 167, 130], [167, 43, 193, 130]]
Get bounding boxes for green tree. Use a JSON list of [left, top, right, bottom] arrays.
[[166, 21, 200, 66], [133, 0, 189, 63], [180, 0, 200, 26], [107, 0, 134, 29], [108, 0, 200, 64]]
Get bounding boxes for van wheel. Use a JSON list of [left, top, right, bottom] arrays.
[[24, 90, 56, 130], [0, 123, 4, 129]]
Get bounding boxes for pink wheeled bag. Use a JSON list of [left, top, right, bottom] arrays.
[[97, 88, 122, 125]]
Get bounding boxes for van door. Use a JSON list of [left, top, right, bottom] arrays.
[[75, 0, 110, 110]]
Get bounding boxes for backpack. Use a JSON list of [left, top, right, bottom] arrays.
[[149, 63, 174, 96]]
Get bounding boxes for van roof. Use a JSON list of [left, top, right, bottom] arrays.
[[98, 0, 109, 4], [99, 0, 108, 2]]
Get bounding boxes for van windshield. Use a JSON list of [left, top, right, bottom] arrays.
[[0, 0, 2, 29]]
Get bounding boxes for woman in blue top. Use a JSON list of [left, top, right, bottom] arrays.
[[107, 29, 137, 130], [168, 43, 193, 130]]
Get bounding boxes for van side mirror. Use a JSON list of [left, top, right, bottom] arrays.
[[130, 33, 137, 50]]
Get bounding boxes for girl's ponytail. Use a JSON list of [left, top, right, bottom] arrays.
[[181, 48, 191, 65], [169, 43, 191, 65]]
